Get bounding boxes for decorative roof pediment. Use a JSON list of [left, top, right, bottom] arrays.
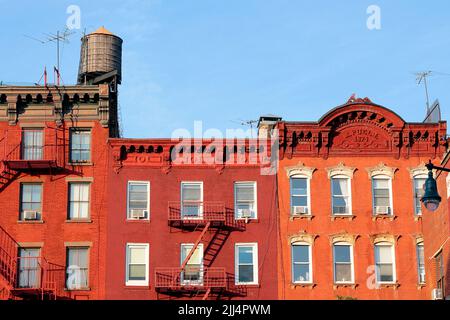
[[366, 162, 397, 178], [285, 162, 316, 178], [326, 162, 356, 179]]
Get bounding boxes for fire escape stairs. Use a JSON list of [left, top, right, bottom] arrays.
[[0, 166, 19, 192], [180, 221, 211, 271]]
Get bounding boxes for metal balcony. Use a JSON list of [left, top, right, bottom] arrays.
[[155, 267, 227, 291], [168, 201, 226, 227]]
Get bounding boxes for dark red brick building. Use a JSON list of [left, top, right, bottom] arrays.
[[105, 138, 278, 300]]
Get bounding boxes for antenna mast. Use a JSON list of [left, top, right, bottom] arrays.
[[416, 71, 432, 111]]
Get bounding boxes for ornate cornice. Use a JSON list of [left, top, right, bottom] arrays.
[[329, 232, 359, 245], [289, 231, 318, 245], [285, 162, 316, 178], [366, 162, 397, 178], [369, 233, 400, 245], [326, 162, 356, 179]]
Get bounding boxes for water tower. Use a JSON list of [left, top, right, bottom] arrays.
[[77, 26, 122, 87]]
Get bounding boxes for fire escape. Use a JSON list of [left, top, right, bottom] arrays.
[[0, 128, 68, 300], [155, 201, 246, 300]]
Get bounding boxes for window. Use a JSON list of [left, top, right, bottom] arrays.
[[413, 177, 426, 216], [290, 177, 310, 215], [372, 176, 393, 215], [22, 129, 43, 160], [331, 177, 351, 215], [234, 182, 257, 219], [416, 242, 426, 284], [68, 183, 90, 220], [20, 183, 42, 221], [18, 248, 40, 288], [126, 244, 149, 286], [181, 182, 203, 218], [291, 243, 312, 283], [66, 247, 89, 290], [70, 129, 91, 162], [436, 251, 445, 293], [127, 181, 150, 220], [181, 244, 204, 285], [375, 242, 396, 283], [333, 243, 354, 283], [235, 243, 258, 285]]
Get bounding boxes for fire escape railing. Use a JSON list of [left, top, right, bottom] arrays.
[[154, 267, 227, 290]]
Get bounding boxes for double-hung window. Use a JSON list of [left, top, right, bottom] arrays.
[[66, 247, 89, 290], [333, 242, 354, 283], [235, 243, 258, 285], [127, 181, 150, 220], [235, 182, 257, 219], [180, 244, 204, 285], [290, 176, 309, 216], [331, 177, 351, 215], [416, 242, 426, 284], [372, 176, 393, 215], [18, 248, 40, 288], [70, 129, 91, 163], [68, 183, 90, 220], [374, 242, 396, 283], [413, 176, 426, 216], [291, 243, 312, 283], [22, 129, 43, 160], [181, 182, 203, 219], [20, 183, 42, 221], [126, 244, 149, 286]]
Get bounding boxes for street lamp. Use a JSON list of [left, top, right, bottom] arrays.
[[420, 161, 449, 212]]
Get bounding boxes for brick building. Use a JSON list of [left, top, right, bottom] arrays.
[[105, 138, 279, 300], [274, 97, 448, 299]]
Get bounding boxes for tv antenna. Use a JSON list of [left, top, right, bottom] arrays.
[[230, 119, 259, 138], [415, 71, 432, 111], [24, 27, 76, 85]]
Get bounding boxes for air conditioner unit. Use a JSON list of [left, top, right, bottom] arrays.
[[23, 210, 38, 221], [130, 209, 147, 219], [292, 206, 308, 215], [432, 288, 443, 300], [375, 206, 390, 215], [239, 209, 253, 219]]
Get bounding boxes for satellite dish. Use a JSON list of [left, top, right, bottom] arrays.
[[423, 99, 441, 123]]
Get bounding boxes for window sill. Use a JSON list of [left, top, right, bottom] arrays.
[[290, 283, 316, 289], [126, 219, 150, 223], [69, 162, 93, 166], [417, 283, 426, 289], [64, 287, 91, 292], [235, 283, 260, 288], [65, 219, 92, 223], [124, 285, 151, 290], [18, 220, 44, 224], [414, 215, 422, 222], [333, 283, 358, 289], [330, 215, 355, 221], [372, 215, 396, 221], [290, 215, 314, 221], [235, 218, 259, 223], [376, 282, 400, 289]]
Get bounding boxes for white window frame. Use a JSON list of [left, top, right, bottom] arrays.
[[371, 175, 394, 216], [333, 242, 354, 284], [412, 175, 427, 216], [68, 182, 91, 220], [125, 243, 149, 286], [416, 242, 426, 284], [235, 243, 258, 285], [290, 175, 311, 215], [374, 242, 396, 284], [234, 181, 258, 220], [69, 128, 92, 163], [180, 243, 204, 285], [180, 181, 204, 218], [127, 181, 150, 220], [330, 175, 352, 216], [291, 242, 313, 284]]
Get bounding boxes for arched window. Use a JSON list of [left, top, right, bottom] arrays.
[[333, 241, 354, 284], [374, 241, 396, 284], [291, 242, 312, 284]]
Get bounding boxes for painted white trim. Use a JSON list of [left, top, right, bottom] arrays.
[[126, 181, 150, 220], [234, 181, 258, 220], [374, 242, 397, 284], [290, 175, 312, 215], [180, 181, 204, 218], [125, 243, 150, 286], [180, 243, 204, 285], [291, 242, 313, 284], [333, 242, 355, 284], [235, 243, 259, 285], [330, 175, 352, 216], [371, 175, 394, 216], [412, 175, 427, 216]]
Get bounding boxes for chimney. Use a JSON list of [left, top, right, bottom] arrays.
[[258, 114, 282, 138]]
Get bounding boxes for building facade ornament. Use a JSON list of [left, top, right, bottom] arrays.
[[285, 162, 316, 178], [326, 162, 356, 179], [366, 162, 397, 178]]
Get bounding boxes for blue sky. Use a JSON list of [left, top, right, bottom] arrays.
[[1, 0, 449, 138]]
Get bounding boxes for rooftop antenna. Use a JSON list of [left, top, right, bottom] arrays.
[[24, 27, 75, 85], [230, 119, 258, 138], [415, 71, 432, 112]]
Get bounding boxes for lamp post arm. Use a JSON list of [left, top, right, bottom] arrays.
[[426, 161, 450, 173]]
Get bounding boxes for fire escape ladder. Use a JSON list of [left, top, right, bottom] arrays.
[[180, 221, 211, 271], [202, 288, 211, 300]]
